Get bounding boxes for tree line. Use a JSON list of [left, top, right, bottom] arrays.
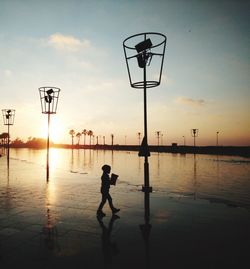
[[0, 134, 47, 148], [69, 129, 114, 147]]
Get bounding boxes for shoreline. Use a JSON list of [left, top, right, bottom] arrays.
[[4, 144, 250, 157]]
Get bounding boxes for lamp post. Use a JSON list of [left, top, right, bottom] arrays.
[[183, 136, 186, 146], [156, 131, 161, 147], [39, 87, 60, 180], [191, 129, 199, 147], [123, 32, 166, 221], [2, 109, 15, 167], [216, 131, 219, 146]]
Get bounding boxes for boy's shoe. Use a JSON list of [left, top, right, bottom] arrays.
[[97, 210, 106, 217], [112, 208, 120, 214]]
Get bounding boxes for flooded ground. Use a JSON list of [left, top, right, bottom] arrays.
[[0, 148, 250, 268]]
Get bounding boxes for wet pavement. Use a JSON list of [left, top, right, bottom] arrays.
[[1, 155, 250, 268]]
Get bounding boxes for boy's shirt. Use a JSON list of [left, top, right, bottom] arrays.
[[101, 173, 110, 192]]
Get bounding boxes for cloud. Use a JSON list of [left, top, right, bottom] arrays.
[[48, 33, 91, 52], [175, 96, 205, 107], [4, 69, 13, 77]]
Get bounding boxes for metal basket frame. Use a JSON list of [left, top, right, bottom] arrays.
[[123, 32, 167, 89], [2, 109, 15, 125], [39, 87, 60, 114]]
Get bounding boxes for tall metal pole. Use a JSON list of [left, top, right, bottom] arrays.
[[7, 123, 10, 168], [143, 34, 150, 222], [46, 104, 50, 181], [216, 131, 219, 146]]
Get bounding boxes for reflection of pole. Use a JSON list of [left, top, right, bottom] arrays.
[[193, 154, 197, 200], [140, 183, 151, 268], [46, 107, 50, 181], [144, 162, 150, 221]]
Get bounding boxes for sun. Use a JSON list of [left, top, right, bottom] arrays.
[[41, 116, 65, 144], [50, 117, 65, 144]]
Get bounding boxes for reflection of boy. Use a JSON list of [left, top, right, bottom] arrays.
[[97, 164, 120, 217], [97, 215, 120, 265]]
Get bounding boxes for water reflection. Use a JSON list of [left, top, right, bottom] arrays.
[[193, 154, 197, 200], [3, 165, 12, 212], [7, 148, 250, 208], [97, 215, 120, 267], [42, 181, 60, 251], [140, 221, 152, 269], [140, 159, 152, 269]]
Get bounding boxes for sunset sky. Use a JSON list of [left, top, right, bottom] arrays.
[[0, 0, 249, 146]]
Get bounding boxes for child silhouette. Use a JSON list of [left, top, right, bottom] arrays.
[[97, 164, 120, 217]]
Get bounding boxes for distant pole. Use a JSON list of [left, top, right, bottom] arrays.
[[191, 129, 199, 147], [111, 134, 114, 147], [216, 131, 219, 146], [183, 136, 186, 146], [156, 131, 161, 147], [2, 109, 15, 168], [138, 132, 141, 146]]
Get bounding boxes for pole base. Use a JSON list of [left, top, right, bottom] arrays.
[[142, 185, 152, 193]]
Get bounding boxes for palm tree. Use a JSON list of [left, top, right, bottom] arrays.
[[88, 130, 93, 146], [76, 132, 82, 146], [69, 129, 75, 147], [0, 132, 9, 146], [82, 129, 87, 146]]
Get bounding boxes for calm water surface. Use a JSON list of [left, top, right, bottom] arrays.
[[1, 148, 250, 209]]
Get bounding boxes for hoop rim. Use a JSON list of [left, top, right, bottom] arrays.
[[131, 80, 160, 89], [38, 86, 61, 92], [123, 32, 167, 50]]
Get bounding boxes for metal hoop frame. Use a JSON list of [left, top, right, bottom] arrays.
[[2, 109, 15, 125], [39, 87, 60, 114], [123, 32, 167, 89]]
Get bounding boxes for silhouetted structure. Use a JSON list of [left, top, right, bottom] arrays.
[[2, 109, 15, 168], [216, 131, 219, 146], [191, 128, 199, 147], [39, 87, 60, 180], [123, 32, 166, 198]]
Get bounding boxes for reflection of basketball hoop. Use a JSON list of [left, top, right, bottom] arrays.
[[123, 32, 167, 89]]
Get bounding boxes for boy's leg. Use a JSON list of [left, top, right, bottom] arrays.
[[107, 193, 120, 213], [107, 193, 115, 211], [97, 193, 107, 212]]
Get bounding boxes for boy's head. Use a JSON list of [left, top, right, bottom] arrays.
[[102, 164, 111, 174]]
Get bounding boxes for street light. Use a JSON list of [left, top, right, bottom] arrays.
[[39, 87, 60, 180], [191, 129, 199, 147], [216, 131, 219, 146], [183, 136, 186, 146], [2, 109, 15, 167], [123, 32, 166, 221]]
